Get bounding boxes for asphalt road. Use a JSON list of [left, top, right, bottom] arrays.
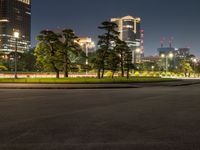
[[0, 84, 200, 150]]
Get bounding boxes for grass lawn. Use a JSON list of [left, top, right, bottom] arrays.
[[0, 77, 177, 84]]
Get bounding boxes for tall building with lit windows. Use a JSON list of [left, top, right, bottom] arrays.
[[0, 0, 31, 54], [111, 15, 142, 63]]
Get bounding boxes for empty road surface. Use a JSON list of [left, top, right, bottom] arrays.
[[0, 84, 200, 150]]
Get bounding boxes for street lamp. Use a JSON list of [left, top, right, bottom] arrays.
[[13, 31, 19, 79], [134, 48, 141, 63], [161, 54, 165, 58], [151, 66, 155, 71], [135, 48, 141, 53], [161, 53, 174, 75], [192, 58, 198, 77], [169, 53, 174, 59], [85, 41, 95, 65]]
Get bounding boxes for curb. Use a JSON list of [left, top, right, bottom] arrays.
[[0, 84, 140, 90], [0, 81, 199, 89]]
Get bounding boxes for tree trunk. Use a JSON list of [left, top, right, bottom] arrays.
[[101, 67, 105, 78], [52, 62, 60, 78], [112, 70, 115, 79], [101, 61, 105, 78], [121, 56, 124, 77], [64, 63, 69, 78], [127, 68, 130, 79], [64, 68, 68, 78], [64, 70, 68, 78], [97, 67, 101, 79], [63, 56, 69, 78], [54, 67, 60, 78], [121, 67, 124, 77], [56, 71, 60, 78]]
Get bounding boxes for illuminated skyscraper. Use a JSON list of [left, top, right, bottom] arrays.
[[0, 0, 31, 54], [140, 29, 144, 58], [76, 37, 95, 65], [111, 15, 142, 63]]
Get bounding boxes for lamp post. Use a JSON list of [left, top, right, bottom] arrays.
[[13, 31, 19, 79], [85, 42, 95, 65], [161, 53, 174, 75], [151, 66, 155, 71], [135, 48, 141, 63], [80, 41, 95, 74], [192, 58, 198, 77]]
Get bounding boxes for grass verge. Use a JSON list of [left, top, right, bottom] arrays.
[[0, 77, 178, 84]]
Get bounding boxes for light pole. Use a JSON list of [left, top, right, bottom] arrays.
[[192, 58, 198, 77], [85, 42, 95, 65], [161, 53, 174, 75], [81, 41, 95, 65], [85, 44, 89, 65], [13, 31, 19, 79], [80, 41, 95, 74], [151, 66, 155, 71], [135, 48, 141, 63]]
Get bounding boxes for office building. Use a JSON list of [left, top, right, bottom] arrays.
[[76, 37, 95, 53], [175, 48, 190, 59], [111, 15, 142, 63], [76, 37, 95, 65], [0, 0, 31, 54]]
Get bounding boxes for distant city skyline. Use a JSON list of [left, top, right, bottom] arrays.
[[32, 0, 200, 57]]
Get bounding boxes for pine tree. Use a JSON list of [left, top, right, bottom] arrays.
[[97, 21, 119, 78]]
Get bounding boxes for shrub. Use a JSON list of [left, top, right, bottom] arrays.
[[134, 71, 140, 77], [177, 73, 181, 77], [128, 72, 132, 77], [155, 72, 161, 77], [105, 71, 113, 77], [149, 71, 155, 77], [180, 73, 185, 77], [161, 72, 166, 77], [118, 71, 122, 77], [0, 65, 8, 71], [166, 72, 171, 77], [142, 71, 148, 77], [171, 72, 176, 77]]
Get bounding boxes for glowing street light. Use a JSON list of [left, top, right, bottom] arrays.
[[135, 48, 141, 53], [13, 31, 20, 79], [169, 53, 174, 58], [161, 54, 165, 58], [14, 31, 20, 39], [192, 58, 198, 63], [191, 58, 198, 77], [76, 38, 95, 65], [151, 66, 155, 71], [160, 53, 174, 75], [85, 41, 95, 65]]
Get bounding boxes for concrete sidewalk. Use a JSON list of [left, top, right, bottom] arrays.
[[0, 80, 200, 89]]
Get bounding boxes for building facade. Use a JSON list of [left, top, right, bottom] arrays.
[[76, 37, 95, 65], [76, 37, 95, 53], [175, 48, 190, 59], [111, 15, 142, 63], [0, 0, 31, 54], [140, 29, 144, 58]]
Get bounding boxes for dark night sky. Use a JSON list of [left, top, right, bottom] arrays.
[[32, 0, 200, 57]]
